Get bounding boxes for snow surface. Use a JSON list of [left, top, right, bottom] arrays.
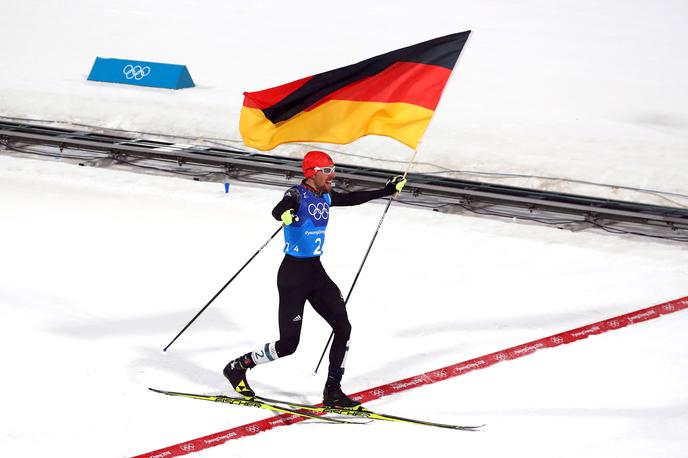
[[1, 0, 688, 205], [1, 1, 688, 457], [1, 154, 687, 457]]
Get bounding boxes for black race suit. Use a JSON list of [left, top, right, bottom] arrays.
[[269, 182, 393, 380]]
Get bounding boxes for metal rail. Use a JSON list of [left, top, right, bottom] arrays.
[[1, 120, 687, 241]]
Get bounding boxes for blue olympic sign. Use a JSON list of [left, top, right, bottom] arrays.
[[87, 57, 195, 89]]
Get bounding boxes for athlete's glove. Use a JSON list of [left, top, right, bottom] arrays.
[[280, 209, 299, 225], [386, 175, 407, 194]]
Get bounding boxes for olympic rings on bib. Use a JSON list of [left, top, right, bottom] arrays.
[[308, 202, 329, 220]]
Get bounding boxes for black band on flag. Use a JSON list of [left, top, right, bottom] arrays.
[[261, 31, 471, 124]]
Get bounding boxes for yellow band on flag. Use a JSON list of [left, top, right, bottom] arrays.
[[241, 100, 433, 151]]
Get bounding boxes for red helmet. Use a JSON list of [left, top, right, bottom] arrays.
[[302, 150, 334, 178]]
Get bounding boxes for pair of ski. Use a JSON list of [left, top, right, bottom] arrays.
[[149, 387, 483, 431]]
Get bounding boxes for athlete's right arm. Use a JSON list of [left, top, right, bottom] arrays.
[[271, 187, 300, 222]]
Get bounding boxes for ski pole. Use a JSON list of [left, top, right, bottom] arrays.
[[313, 149, 419, 374], [163, 225, 283, 352], [313, 196, 394, 374]]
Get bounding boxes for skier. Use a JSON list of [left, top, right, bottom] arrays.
[[223, 150, 406, 408]]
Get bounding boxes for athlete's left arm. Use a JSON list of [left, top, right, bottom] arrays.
[[329, 186, 394, 207]]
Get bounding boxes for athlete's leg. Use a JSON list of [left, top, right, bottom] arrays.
[[223, 256, 310, 395], [308, 272, 351, 378], [272, 256, 311, 358], [308, 268, 358, 407], [242, 257, 311, 364]]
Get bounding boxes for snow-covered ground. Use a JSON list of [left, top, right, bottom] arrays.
[[2, 1, 688, 457], [2, 0, 688, 205], [1, 154, 687, 457]]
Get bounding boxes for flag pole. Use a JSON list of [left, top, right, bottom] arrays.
[[312, 143, 420, 374]]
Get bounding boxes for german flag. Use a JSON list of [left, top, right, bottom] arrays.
[[240, 31, 470, 151]]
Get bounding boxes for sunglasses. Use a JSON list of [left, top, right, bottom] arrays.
[[309, 165, 336, 175]]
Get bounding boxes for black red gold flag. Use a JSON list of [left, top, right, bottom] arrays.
[[240, 31, 470, 151]]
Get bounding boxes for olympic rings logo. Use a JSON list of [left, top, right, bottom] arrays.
[[308, 202, 329, 220], [123, 64, 151, 80]]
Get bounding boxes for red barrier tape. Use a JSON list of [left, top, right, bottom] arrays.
[[134, 295, 688, 458]]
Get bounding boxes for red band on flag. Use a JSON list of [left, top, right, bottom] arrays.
[[305, 62, 451, 112], [243, 76, 313, 109]]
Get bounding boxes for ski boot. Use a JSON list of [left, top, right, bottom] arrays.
[[223, 353, 256, 397], [323, 377, 361, 409]]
